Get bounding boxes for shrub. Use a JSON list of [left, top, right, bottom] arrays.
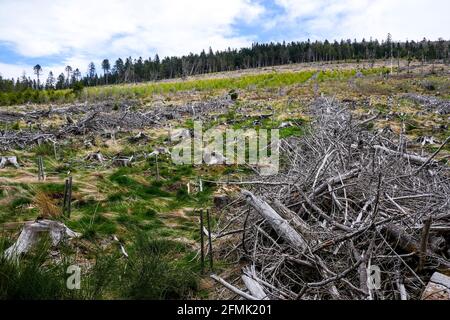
[[0, 238, 73, 299], [123, 233, 198, 299], [421, 81, 436, 91], [71, 81, 84, 96], [228, 89, 238, 100], [32, 143, 54, 156], [0, 231, 199, 299], [33, 191, 61, 218]]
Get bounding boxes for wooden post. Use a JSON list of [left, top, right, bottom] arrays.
[[53, 142, 58, 160], [41, 157, 45, 180], [37, 156, 45, 181], [155, 153, 160, 180], [206, 208, 214, 272], [41, 157, 44, 180], [199, 210, 205, 274], [67, 176, 73, 218], [62, 178, 69, 216], [37, 157, 40, 181]]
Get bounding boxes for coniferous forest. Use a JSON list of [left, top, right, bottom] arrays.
[[1, 37, 449, 94]]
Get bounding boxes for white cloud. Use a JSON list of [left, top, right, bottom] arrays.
[[0, 62, 31, 80], [0, 0, 264, 78], [273, 0, 450, 41], [0, 0, 264, 57]]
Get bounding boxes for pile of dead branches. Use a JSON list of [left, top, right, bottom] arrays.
[[57, 110, 159, 136], [0, 131, 55, 150], [404, 93, 450, 115], [212, 97, 450, 300]]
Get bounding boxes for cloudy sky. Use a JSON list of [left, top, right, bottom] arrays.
[[0, 0, 448, 79]]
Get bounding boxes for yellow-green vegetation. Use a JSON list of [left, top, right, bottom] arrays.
[[84, 67, 390, 101], [0, 89, 75, 106], [0, 66, 391, 106]]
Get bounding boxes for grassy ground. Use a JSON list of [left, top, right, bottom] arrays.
[[0, 60, 449, 299]]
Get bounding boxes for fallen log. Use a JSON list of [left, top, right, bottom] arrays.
[[272, 200, 312, 239], [242, 266, 268, 300], [210, 273, 258, 300], [380, 224, 443, 256], [242, 190, 308, 251], [373, 145, 433, 165]]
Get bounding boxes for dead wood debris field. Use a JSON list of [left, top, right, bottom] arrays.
[[0, 60, 449, 300]]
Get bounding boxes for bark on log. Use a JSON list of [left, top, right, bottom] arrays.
[[380, 224, 421, 253], [272, 200, 312, 239], [242, 275, 268, 300]]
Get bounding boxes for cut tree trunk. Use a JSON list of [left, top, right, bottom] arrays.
[[0, 156, 20, 169], [4, 219, 81, 260], [85, 152, 105, 163]]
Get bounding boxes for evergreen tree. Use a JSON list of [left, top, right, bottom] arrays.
[[33, 64, 42, 89], [56, 73, 65, 89], [102, 59, 110, 84], [65, 66, 73, 86], [45, 71, 55, 89], [88, 62, 96, 85]]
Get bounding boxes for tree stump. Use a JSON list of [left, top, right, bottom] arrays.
[[3, 219, 81, 260], [0, 156, 20, 169]]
